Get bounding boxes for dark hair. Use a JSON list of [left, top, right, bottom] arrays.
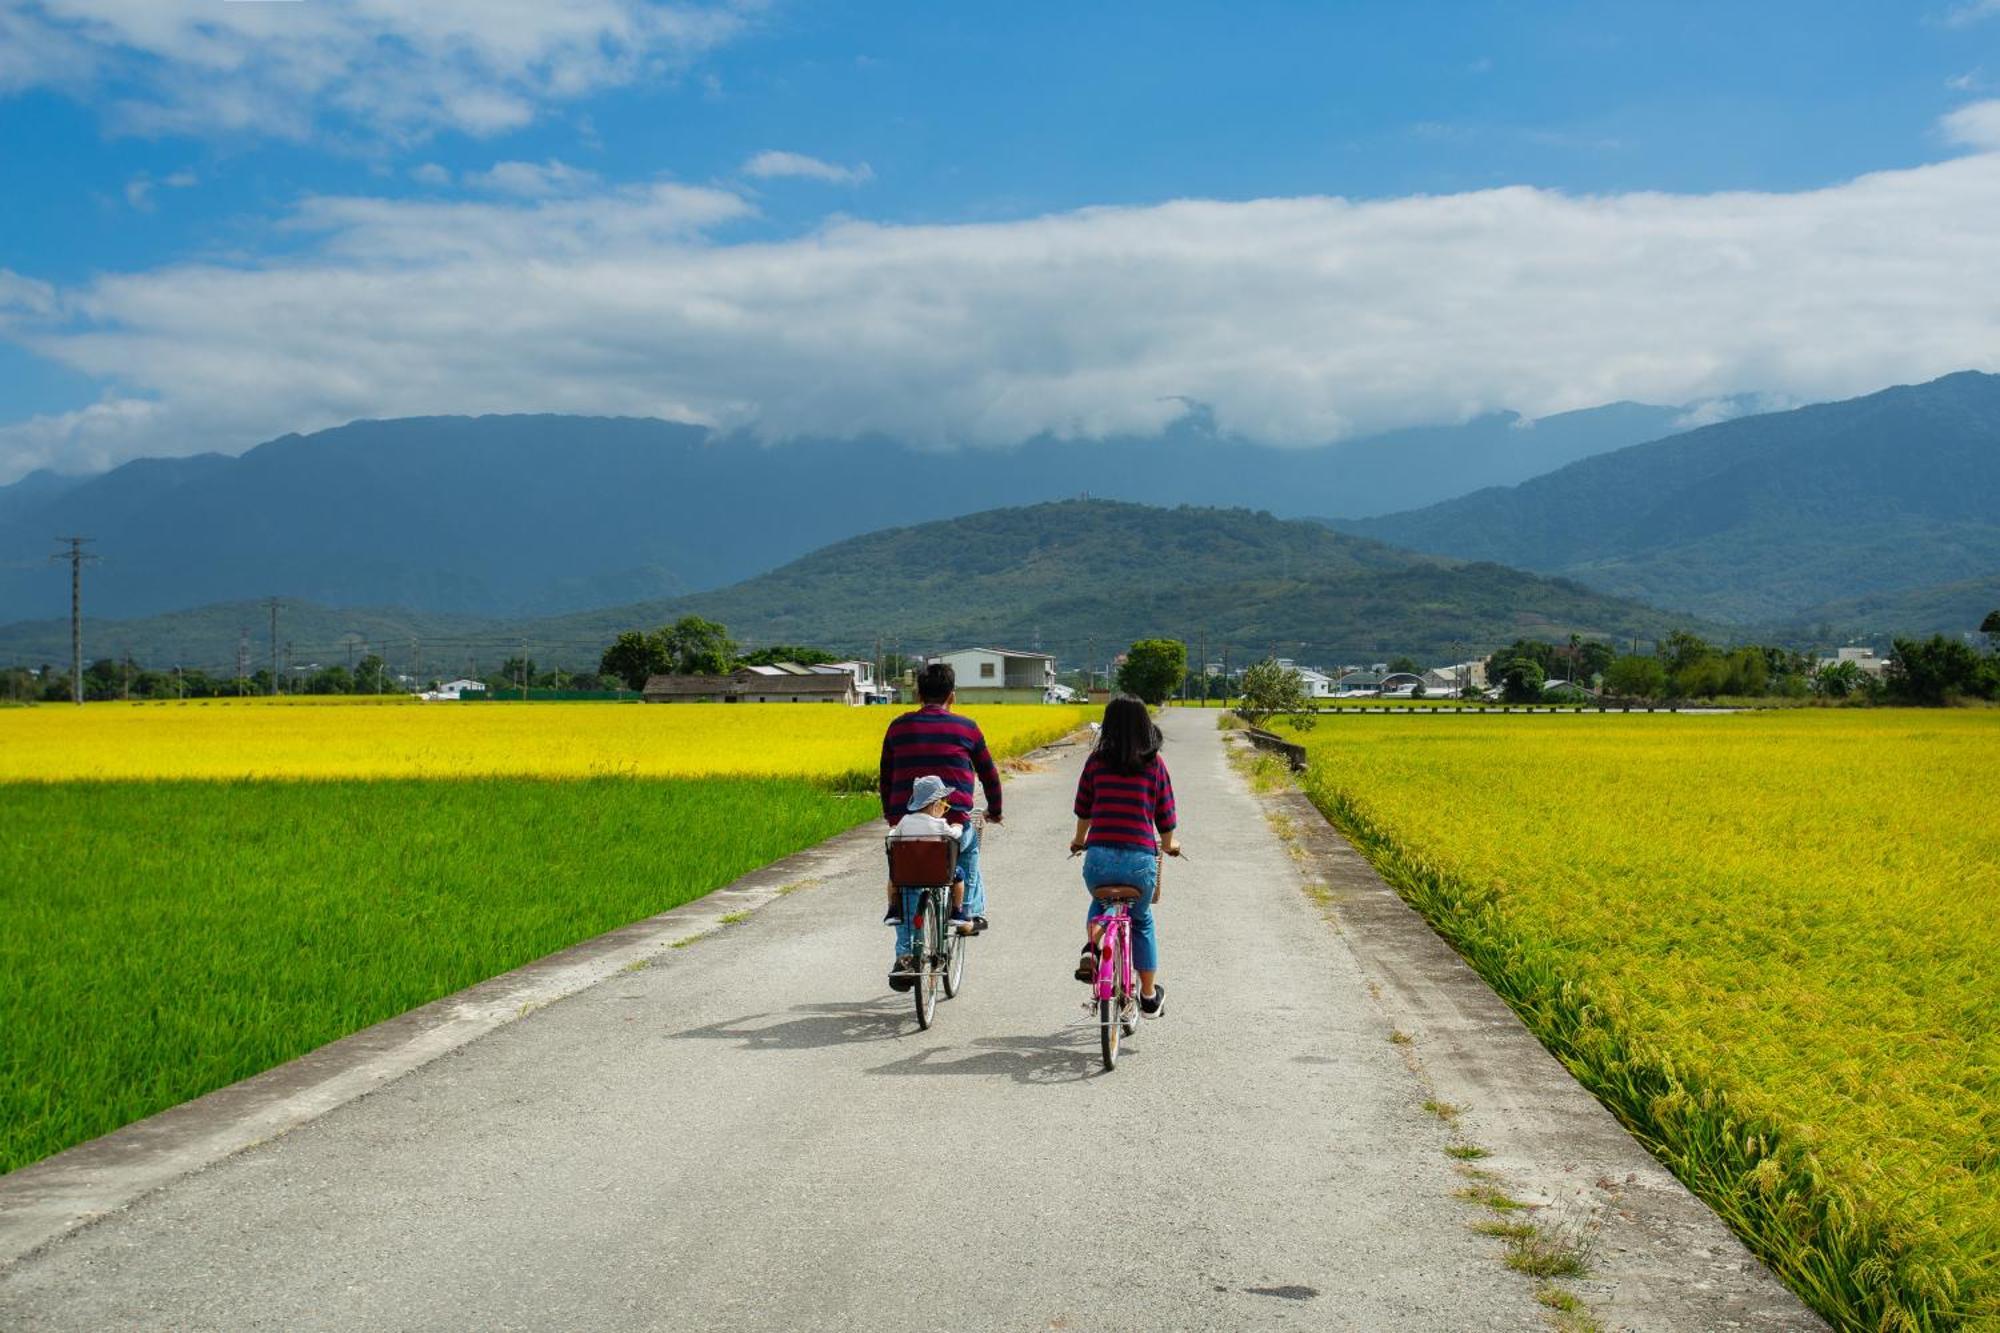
[[917, 662, 956, 703], [1095, 695, 1162, 775]]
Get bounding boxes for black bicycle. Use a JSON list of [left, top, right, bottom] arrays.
[[885, 816, 978, 1029]]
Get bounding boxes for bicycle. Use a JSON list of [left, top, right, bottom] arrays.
[[885, 813, 981, 1030], [1073, 847, 1179, 1071]]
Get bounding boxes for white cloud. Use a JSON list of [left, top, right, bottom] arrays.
[[742, 150, 874, 184], [7, 121, 2000, 482], [1946, 0, 2000, 25], [410, 162, 454, 187], [0, 0, 752, 142], [463, 158, 601, 197], [122, 167, 198, 210], [1942, 98, 2000, 149]]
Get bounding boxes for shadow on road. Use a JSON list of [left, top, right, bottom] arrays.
[[864, 1028, 1116, 1084], [669, 1000, 909, 1050]]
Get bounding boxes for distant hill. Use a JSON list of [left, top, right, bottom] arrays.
[[1327, 372, 2000, 623], [0, 398, 1733, 622], [534, 500, 1703, 665], [0, 501, 1707, 672], [1784, 575, 2000, 642]]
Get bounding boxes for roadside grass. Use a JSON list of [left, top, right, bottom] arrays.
[[0, 777, 868, 1174], [1294, 710, 2000, 1330]]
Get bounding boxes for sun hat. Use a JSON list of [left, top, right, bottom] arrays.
[[907, 774, 952, 812]]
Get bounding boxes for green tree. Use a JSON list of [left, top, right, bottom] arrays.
[[1887, 635, 1989, 705], [356, 653, 390, 694], [660, 615, 737, 675], [600, 631, 665, 692], [1982, 610, 2000, 649], [1116, 638, 1188, 706], [1498, 658, 1546, 703], [1236, 657, 1310, 728], [1604, 654, 1667, 699], [1660, 630, 1714, 677], [1812, 660, 1862, 699], [1387, 654, 1421, 675], [1719, 647, 1769, 697]]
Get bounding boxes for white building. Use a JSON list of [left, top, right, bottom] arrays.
[[422, 678, 487, 701], [931, 647, 1058, 703], [1817, 647, 1890, 678]]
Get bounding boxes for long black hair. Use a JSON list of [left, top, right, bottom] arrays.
[[1095, 695, 1162, 775]]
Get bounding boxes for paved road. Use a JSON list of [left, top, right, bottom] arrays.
[[3, 710, 1546, 1331]]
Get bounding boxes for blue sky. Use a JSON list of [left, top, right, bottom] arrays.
[[3, 0, 2000, 479]]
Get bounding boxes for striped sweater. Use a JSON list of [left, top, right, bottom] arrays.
[[878, 704, 1003, 826], [1073, 750, 1178, 852]]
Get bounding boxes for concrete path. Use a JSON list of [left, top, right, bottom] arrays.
[[0, 711, 1811, 1331]]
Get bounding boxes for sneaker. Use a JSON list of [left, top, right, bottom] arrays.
[[1140, 984, 1167, 1018], [882, 905, 903, 926], [888, 954, 916, 992], [1074, 945, 1098, 983], [971, 915, 990, 935], [949, 907, 974, 934]]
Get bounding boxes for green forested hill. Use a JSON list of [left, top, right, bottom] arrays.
[[537, 500, 1707, 663], [1328, 371, 2000, 623]]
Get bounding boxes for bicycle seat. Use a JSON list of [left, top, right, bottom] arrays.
[[1090, 884, 1145, 902]]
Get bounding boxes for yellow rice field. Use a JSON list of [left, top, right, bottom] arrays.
[[1293, 710, 2000, 1330], [0, 701, 1096, 782]]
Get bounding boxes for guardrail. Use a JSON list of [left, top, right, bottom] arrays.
[[1238, 722, 1309, 771]]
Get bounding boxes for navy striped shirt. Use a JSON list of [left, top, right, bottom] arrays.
[[878, 704, 1003, 826], [1073, 750, 1178, 852]]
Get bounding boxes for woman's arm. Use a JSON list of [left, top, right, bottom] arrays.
[[1070, 818, 1090, 854]]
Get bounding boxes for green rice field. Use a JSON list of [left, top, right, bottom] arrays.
[[0, 778, 870, 1173]]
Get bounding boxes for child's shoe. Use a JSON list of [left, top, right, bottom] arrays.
[[1074, 945, 1098, 983], [949, 907, 974, 934], [888, 954, 916, 991], [1140, 983, 1167, 1018], [882, 904, 903, 926]]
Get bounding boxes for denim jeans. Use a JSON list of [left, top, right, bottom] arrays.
[[894, 823, 980, 958], [1082, 845, 1159, 973]]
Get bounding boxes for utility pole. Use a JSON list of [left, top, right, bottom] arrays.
[[51, 536, 98, 705], [520, 638, 528, 701], [1198, 632, 1207, 707], [236, 627, 250, 695], [267, 598, 281, 694], [1221, 647, 1231, 711]]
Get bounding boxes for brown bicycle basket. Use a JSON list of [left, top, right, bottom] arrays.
[[886, 835, 960, 887]]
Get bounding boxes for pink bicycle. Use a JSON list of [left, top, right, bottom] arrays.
[[1074, 848, 1177, 1071]]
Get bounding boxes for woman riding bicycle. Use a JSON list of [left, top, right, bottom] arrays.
[[1068, 695, 1180, 1017]]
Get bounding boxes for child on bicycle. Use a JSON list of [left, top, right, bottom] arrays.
[[886, 775, 974, 983], [1068, 696, 1180, 1017]]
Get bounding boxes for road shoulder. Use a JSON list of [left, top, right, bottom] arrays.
[[1231, 733, 1825, 1332]]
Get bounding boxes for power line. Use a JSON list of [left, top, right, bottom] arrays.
[[267, 597, 281, 695]]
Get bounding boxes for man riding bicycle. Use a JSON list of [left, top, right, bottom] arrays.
[[879, 662, 1003, 989]]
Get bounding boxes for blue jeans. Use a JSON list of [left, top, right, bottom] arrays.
[[894, 823, 980, 957], [1082, 845, 1159, 973]]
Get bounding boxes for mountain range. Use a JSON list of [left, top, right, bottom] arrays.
[[0, 397, 1732, 623], [0, 502, 1705, 672], [1328, 372, 2000, 624]]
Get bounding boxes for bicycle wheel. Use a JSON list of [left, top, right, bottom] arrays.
[[1099, 928, 1122, 1070], [914, 900, 940, 1030], [943, 913, 966, 999]]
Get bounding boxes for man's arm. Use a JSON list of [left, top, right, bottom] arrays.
[[878, 720, 898, 824], [970, 726, 1003, 822]]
